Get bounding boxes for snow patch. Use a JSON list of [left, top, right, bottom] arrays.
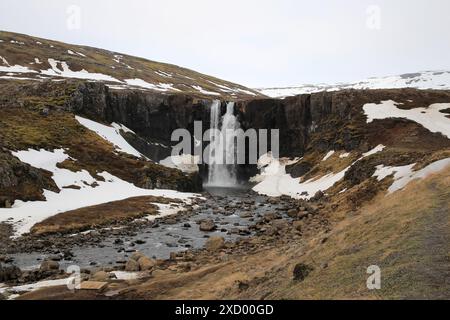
[[322, 151, 335, 161], [124, 78, 175, 92], [373, 158, 450, 193], [75, 116, 143, 158], [192, 85, 221, 96], [252, 145, 385, 199], [363, 100, 450, 139], [41, 58, 121, 83], [160, 154, 200, 173], [0, 149, 197, 237]]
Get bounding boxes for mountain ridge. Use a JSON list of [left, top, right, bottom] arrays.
[[256, 70, 450, 98], [0, 30, 264, 100]]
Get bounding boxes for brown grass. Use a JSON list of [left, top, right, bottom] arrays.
[[30, 196, 180, 235]]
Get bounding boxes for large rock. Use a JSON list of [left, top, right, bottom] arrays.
[[138, 256, 156, 271], [199, 219, 216, 232], [0, 263, 22, 282], [39, 260, 59, 272], [205, 236, 225, 251], [91, 270, 109, 282], [125, 259, 140, 272]]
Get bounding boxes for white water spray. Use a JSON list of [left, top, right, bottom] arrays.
[[206, 100, 240, 187]]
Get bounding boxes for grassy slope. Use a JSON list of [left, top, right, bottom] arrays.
[[117, 167, 450, 300], [0, 30, 263, 100]]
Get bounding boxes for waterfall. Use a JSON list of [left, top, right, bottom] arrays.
[[206, 100, 239, 187]]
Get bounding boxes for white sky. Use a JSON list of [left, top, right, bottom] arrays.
[[0, 0, 449, 87]]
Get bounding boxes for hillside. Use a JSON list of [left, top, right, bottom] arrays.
[[0, 31, 263, 100], [257, 71, 450, 98]]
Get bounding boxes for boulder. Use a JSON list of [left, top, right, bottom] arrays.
[[39, 259, 59, 272], [199, 219, 216, 232], [293, 221, 303, 232], [263, 212, 281, 222], [138, 256, 156, 271], [0, 263, 22, 282], [287, 209, 298, 218], [239, 211, 253, 218], [91, 270, 109, 282], [205, 236, 225, 251], [125, 259, 140, 272], [130, 251, 145, 261]]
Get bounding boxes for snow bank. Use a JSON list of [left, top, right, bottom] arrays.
[[41, 58, 121, 83], [75, 116, 143, 158], [363, 100, 450, 139], [252, 145, 385, 199], [0, 149, 197, 237], [373, 158, 450, 193], [159, 154, 200, 173], [0, 55, 37, 73], [192, 85, 221, 96], [0, 278, 72, 296]]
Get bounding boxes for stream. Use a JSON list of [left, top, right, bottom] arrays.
[[8, 186, 284, 270]]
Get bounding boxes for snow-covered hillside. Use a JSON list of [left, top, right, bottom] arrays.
[[257, 71, 450, 98], [0, 31, 262, 99]]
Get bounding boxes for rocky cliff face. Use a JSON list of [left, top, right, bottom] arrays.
[[65, 83, 450, 182], [237, 89, 450, 158], [67, 82, 214, 160]]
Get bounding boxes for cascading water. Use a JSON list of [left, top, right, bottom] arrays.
[[206, 100, 240, 187]]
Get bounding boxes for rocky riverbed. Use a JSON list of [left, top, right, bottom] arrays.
[[1, 186, 329, 298]]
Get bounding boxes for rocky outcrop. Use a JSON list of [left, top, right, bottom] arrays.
[[237, 88, 450, 158], [68, 82, 213, 154], [0, 149, 59, 208]]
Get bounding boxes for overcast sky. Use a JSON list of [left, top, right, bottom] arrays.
[[1, 0, 449, 87]]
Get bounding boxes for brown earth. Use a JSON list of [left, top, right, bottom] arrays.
[[30, 196, 181, 236]]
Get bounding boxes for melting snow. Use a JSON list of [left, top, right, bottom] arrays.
[[0, 278, 73, 297], [124, 78, 174, 92], [41, 58, 121, 83], [75, 116, 143, 158], [373, 158, 450, 193], [0, 149, 197, 237], [252, 145, 385, 199], [192, 85, 221, 96], [160, 154, 200, 173], [363, 100, 450, 139], [322, 151, 335, 161], [0, 56, 37, 73]]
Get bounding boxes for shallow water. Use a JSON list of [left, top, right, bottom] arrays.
[[10, 187, 280, 270]]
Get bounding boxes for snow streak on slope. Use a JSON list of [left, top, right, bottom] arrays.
[[75, 116, 144, 158], [373, 158, 450, 193], [363, 101, 450, 139], [257, 71, 450, 98], [0, 149, 197, 237]]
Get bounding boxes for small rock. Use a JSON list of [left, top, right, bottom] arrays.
[[240, 211, 253, 218], [293, 263, 314, 282], [205, 236, 225, 251], [199, 219, 216, 232], [287, 209, 298, 218]]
